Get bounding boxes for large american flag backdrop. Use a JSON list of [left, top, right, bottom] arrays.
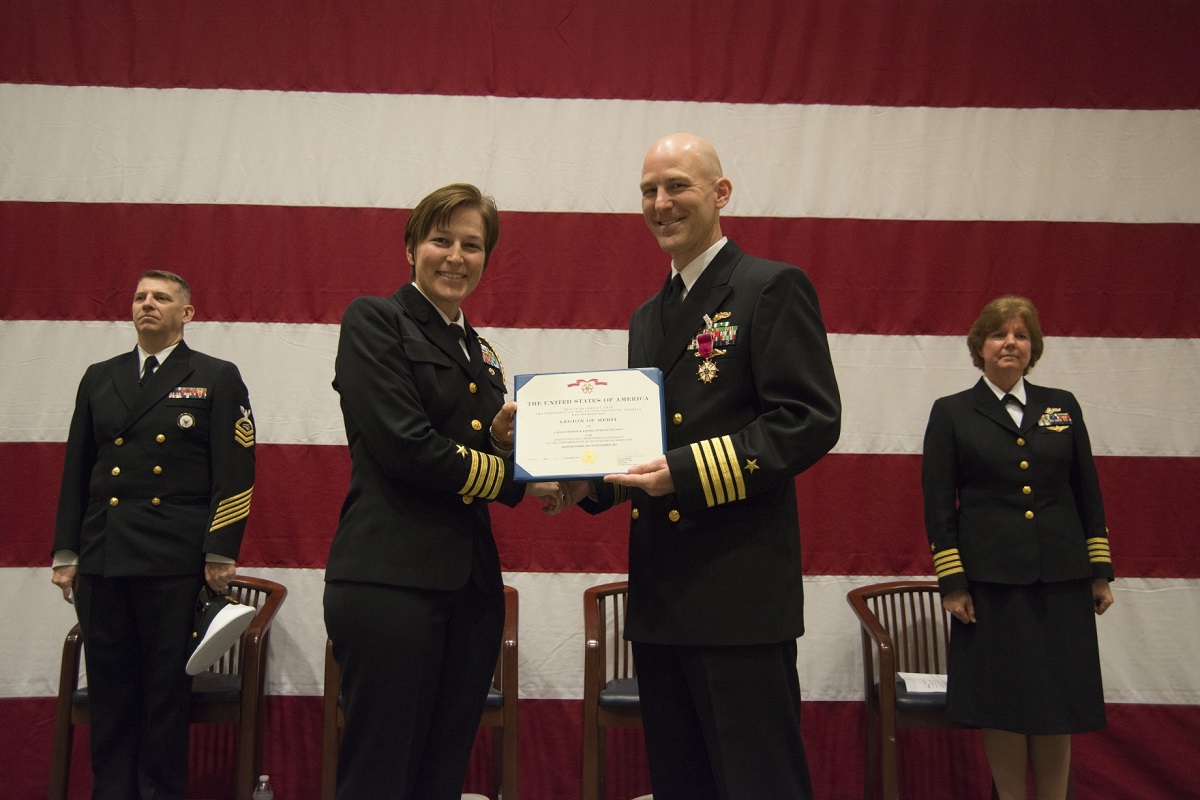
[[2, 2, 1198, 798]]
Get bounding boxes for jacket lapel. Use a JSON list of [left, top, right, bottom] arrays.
[[113, 347, 142, 412], [1019, 382, 1045, 434], [971, 377, 1020, 432], [398, 284, 475, 375]]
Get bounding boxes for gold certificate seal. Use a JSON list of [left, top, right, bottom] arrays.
[[581, 449, 596, 465]]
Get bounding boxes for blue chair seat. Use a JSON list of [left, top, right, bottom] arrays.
[[72, 671, 242, 707], [598, 677, 640, 710], [887, 677, 948, 712]]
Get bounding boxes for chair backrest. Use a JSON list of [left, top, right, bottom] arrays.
[[583, 581, 633, 692], [847, 581, 949, 681], [206, 576, 288, 677]]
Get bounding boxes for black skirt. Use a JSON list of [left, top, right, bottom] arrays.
[[946, 578, 1106, 735]]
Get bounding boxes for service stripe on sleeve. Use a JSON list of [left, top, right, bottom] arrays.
[[210, 486, 253, 531]]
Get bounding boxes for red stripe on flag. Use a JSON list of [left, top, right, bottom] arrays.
[[1, 1, 1197, 110], [4, 202, 1198, 337], [2, 695, 1196, 799], [7, 442, 1197, 577]]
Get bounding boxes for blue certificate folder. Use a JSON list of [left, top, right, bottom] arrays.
[[513, 367, 666, 481]]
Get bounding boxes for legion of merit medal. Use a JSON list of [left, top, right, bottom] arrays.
[[695, 312, 730, 384]]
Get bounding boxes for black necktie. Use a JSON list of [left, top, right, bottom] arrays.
[[661, 273, 684, 332], [140, 355, 159, 386], [1002, 393, 1023, 424], [448, 323, 471, 362]]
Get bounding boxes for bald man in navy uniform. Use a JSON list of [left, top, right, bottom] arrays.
[[574, 134, 841, 800], [52, 269, 255, 800]]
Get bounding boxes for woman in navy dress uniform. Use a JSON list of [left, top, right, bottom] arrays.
[[323, 184, 562, 800], [922, 295, 1115, 800]]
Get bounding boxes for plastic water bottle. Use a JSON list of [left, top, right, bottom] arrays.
[[252, 774, 274, 800]]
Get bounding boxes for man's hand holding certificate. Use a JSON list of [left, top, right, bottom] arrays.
[[513, 368, 666, 481]]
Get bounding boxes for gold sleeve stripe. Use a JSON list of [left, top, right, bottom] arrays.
[[459, 449, 505, 500], [480, 454, 504, 500], [698, 439, 728, 506], [1087, 538, 1112, 563], [613, 484, 630, 506], [932, 547, 964, 577], [691, 443, 717, 508], [717, 436, 747, 501], [691, 436, 748, 509], [211, 486, 253, 532]]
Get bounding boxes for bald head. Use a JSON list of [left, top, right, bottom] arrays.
[[643, 133, 725, 184], [639, 133, 732, 269]]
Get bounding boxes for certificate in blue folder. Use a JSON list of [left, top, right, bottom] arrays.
[[513, 367, 666, 481]]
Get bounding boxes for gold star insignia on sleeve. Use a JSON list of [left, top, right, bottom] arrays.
[[456, 444, 468, 458], [743, 459, 759, 474]]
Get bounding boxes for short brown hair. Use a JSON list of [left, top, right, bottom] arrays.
[[967, 295, 1044, 373], [140, 269, 191, 302], [404, 183, 500, 268]]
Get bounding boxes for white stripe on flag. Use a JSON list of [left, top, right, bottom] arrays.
[[3, 84, 1199, 223], [3, 320, 1197, 457], [4, 566, 1196, 705]]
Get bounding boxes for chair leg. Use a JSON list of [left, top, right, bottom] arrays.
[[48, 708, 74, 800], [491, 729, 503, 799], [582, 720, 599, 800], [321, 717, 339, 800], [879, 725, 899, 800], [862, 709, 880, 800], [500, 721, 518, 800], [235, 691, 261, 800]]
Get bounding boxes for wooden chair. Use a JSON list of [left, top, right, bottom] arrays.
[[848, 580, 957, 800], [847, 580, 1073, 800], [321, 584, 520, 800], [49, 575, 288, 800], [582, 580, 641, 800]]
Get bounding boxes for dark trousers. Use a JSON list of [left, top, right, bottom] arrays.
[[74, 573, 202, 800], [324, 578, 504, 800], [632, 639, 814, 800]]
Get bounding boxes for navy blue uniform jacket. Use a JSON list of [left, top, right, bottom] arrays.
[[585, 240, 841, 646], [53, 341, 255, 575], [922, 378, 1114, 594], [325, 285, 525, 591]]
